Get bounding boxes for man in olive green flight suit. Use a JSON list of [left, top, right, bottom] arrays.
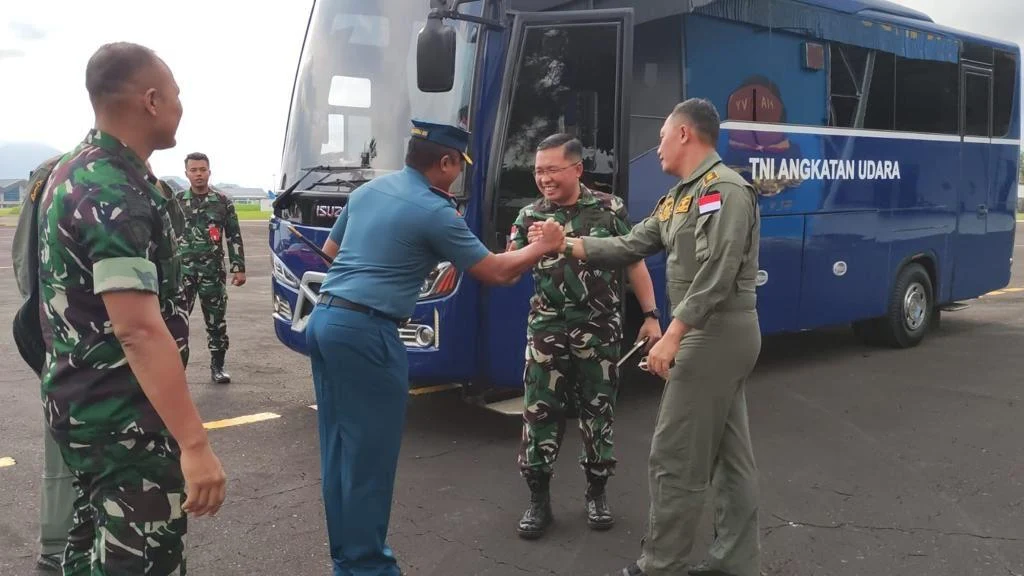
[[532, 98, 762, 576]]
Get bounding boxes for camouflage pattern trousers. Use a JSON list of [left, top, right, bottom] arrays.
[[182, 264, 228, 353], [56, 432, 187, 575], [518, 320, 621, 480]]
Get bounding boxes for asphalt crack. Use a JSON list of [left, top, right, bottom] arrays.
[[767, 512, 1024, 543]]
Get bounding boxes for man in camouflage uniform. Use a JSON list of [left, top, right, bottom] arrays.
[[37, 42, 226, 575], [175, 152, 246, 384], [507, 134, 662, 539], [544, 99, 763, 576]]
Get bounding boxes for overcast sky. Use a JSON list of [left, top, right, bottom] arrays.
[[0, 1, 1020, 189]]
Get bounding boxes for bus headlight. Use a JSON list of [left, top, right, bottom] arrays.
[[420, 262, 458, 299], [273, 255, 300, 289]]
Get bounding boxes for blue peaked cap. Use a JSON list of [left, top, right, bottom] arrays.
[[410, 119, 473, 165]]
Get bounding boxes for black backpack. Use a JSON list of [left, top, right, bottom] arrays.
[[12, 156, 61, 377]]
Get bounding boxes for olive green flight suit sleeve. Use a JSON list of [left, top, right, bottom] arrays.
[[674, 183, 755, 329], [223, 198, 246, 273], [582, 212, 663, 268]]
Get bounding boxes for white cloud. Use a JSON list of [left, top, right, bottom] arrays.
[[0, 0, 313, 189]]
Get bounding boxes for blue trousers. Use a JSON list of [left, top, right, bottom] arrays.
[[307, 304, 408, 576]]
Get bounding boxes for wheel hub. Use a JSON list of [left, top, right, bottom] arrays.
[[904, 282, 927, 331]]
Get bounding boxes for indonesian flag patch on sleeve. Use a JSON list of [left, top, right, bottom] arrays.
[[698, 191, 722, 215]]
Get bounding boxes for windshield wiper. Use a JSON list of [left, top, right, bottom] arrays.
[[272, 164, 371, 209]]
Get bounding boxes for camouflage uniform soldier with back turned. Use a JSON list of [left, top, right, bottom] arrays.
[[176, 152, 246, 384], [37, 42, 225, 576], [507, 134, 662, 539]]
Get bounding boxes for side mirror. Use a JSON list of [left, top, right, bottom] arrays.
[[417, 16, 457, 93]]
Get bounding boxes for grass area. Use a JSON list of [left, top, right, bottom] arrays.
[[236, 210, 271, 221], [0, 206, 21, 216]]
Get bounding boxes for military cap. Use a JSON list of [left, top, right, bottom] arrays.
[[410, 119, 473, 165]]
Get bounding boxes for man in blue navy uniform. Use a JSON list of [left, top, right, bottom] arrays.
[[310, 119, 566, 576]]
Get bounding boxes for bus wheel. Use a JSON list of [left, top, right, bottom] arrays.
[[854, 262, 934, 348], [881, 262, 934, 348]]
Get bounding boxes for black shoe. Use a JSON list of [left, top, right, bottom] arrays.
[[688, 563, 734, 576], [517, 473, 553, 539], [210, 351, 231, 384], [619, 562, 645, 576], [36, 553, 61, 572], [585, 473, 613, 530]]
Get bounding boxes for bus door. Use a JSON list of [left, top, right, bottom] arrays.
[[953, 62, 996, 298], [482, 9, 634, 390]]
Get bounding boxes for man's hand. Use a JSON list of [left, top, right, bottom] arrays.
[[231, 272, 246, 287], [644, 319, 688, 379], [637, 318, 663, 352], [180, 441, 227, 517], [534, 219, 565, 254]]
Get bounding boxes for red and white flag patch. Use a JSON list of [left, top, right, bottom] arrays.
[[698, 192, 722, 215]]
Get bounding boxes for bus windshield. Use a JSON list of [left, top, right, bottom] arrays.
[[279, 0, 483, 191]]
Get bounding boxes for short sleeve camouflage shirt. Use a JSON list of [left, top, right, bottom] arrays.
[[38, 129, 188, 443], [509, 184, 632, 333]]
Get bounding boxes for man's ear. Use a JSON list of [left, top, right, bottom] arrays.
[[144, 88, 158, 117]]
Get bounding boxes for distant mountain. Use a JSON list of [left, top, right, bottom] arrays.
[[159, 176, 188, 192], [0, 142, 62, 179]]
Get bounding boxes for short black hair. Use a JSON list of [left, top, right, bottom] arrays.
[[669, 98, 721, 146], [537, 133, 583, 163], [185, 152, 209, 166], [85, 42, 160, 108], [405, 138, 460, 172]]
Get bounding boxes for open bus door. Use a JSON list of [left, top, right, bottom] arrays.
[[480, 8, 635, 412]]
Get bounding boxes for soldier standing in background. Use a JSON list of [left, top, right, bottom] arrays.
[[176, 152, 246, 384]]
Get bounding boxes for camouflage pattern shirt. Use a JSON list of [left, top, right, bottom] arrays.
[[37, 129, 189, 443], [509, 184, 632, 334], [174, 187, 245, 274]]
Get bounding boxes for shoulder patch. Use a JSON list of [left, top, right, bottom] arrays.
[[702, 170, 720, 188], [698, 191, 722, 215]]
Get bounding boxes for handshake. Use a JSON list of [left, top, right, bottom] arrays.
[[527, 219, 567, 254]]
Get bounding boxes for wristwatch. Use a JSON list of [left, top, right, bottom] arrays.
[[563, 238, 576, 258], [642, 308, 660, 320]]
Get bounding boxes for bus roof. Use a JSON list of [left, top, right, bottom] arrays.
[[792, 0, 1019, 52]]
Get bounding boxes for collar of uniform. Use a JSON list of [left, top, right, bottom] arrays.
[[83, 128, 151, 182], [182, 187, 218, 201], [679, 150, 723, 187], [402, 165, 432, 189]]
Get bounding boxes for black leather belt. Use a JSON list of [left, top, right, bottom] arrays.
[[317, 294, 408, 326]]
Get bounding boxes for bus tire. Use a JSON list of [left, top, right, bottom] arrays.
[[879, 262, 934, 348]]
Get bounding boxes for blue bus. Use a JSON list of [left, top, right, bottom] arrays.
[[269, 0, 1020, 401]]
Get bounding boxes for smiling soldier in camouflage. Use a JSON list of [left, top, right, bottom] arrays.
[[507, 133, 662, 539]]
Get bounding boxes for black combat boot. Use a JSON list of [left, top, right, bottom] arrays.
[[585, 472, 613, 530], [517, 472, 553, 539], [210, 351, 231, 384]]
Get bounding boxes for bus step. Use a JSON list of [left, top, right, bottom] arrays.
[[940, 302, 969, 312], [482, 396, 525, 416]]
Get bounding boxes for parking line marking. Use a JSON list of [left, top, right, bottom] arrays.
[[0, 457, 15, 468], [203, 412, 280, 430], [409, 383, 462, 396]]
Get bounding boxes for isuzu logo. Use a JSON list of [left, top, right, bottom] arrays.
[[315, 205, 344, 218]]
